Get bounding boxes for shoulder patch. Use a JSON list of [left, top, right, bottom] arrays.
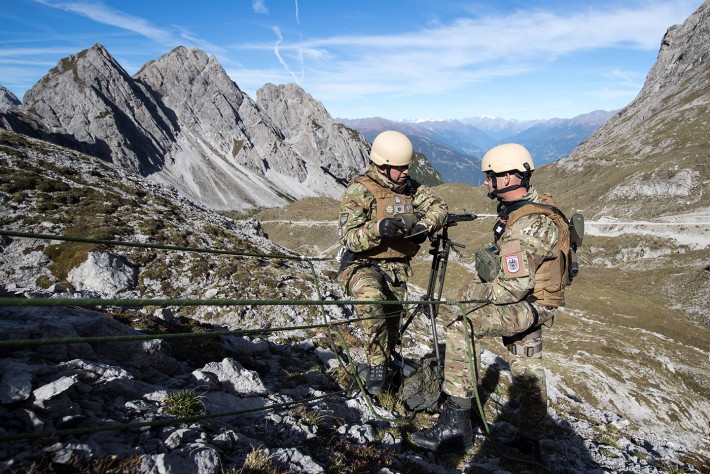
[[499, 240, 529, 278], [505, 254, 520, 273], [339, 212, 349, 226]]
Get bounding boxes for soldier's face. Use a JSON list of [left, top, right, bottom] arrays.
[[382, 165, 409, 183]]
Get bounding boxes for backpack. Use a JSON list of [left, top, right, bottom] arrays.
[[397, 357, 442, 411]]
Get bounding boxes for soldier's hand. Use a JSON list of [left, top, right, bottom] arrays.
[[378, 218, 407, 238], [408, 223, 429, 244]]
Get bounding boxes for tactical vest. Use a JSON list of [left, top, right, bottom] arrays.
[[353, 175, 420, 259], [500, 194, 571, 307]]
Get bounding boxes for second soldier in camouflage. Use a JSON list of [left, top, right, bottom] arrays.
[[337, 130, 447, 395]]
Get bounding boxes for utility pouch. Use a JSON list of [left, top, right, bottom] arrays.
[[567, 213, 584, 284], [475, 245, 500, 282], [337, 248, 356, 275], [567, 248, 579, 284], [570, 213, 584, 248]]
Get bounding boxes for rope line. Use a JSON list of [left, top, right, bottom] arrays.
[[0, 228, 464, 441], [0, 296, 445, 308], [0, 229, 332, 262]]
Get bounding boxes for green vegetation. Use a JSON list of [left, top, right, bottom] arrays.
[[235, 449, 278, 474], [163, 389, 205, 418], [289, 404, 324, 429]]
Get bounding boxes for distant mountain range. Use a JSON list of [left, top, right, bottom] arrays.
[[338, 110, 615, 186]]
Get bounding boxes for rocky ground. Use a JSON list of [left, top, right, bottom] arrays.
[[1, 131, 708, 473], [1, 293, 707, 473]]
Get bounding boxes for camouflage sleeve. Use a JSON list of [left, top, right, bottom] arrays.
[[487, 214, 558, 304], [412, 185, 448, 232], [338, 182, 382, 252], [459, 280, 492, 302]]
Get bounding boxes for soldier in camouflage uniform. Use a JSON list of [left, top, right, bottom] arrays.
[[412, 143, 570, 460], [337, 130, 448, 395]]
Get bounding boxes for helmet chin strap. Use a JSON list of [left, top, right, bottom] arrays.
[[487, 165, 532, 200]]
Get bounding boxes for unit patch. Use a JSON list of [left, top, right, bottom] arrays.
[[499, 240, 529, 278], [505, 255, 520, 273]]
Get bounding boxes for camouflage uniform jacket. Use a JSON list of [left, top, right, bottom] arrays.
[[338, 165, 448, 260], [461, 186, 559, 305]]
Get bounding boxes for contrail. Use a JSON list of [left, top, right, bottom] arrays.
[[272, 26, 299, 82]]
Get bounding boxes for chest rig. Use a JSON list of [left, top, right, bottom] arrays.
[[354, 175, 420, 259]]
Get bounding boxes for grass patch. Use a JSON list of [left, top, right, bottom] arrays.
[[163, 388, 205, 418], [236, 448, 279, 474]]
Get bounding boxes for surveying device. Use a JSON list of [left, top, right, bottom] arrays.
[[397, 212, 477, 369]]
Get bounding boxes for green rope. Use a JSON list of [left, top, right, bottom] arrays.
[[0, 389, 350, 443], [0, 311, 418, 348], [0, 297, 442, 307], [458, 302, 490, 436], [0, 229, 331, 262]]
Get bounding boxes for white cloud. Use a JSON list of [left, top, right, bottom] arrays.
[[252, 0, 268, 14], [32, 0, 176, 45], [229, 1, 698, 109], [30, 0, 226, 57]]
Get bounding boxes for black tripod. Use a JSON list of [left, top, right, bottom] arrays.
[[399, 213, 477, 365]]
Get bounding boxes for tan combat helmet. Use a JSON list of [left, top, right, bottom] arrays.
[[481, 143, 535, 174], [482, 143, 535, 199], [370, 131, 413, 167]]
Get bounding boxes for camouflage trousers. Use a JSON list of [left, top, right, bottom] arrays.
[[442, 301, 555, 440], [338, 261, 408, 366]]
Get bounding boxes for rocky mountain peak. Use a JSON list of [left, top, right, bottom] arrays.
[[543, 1, 709, 220], [1, 44, 371, 211], [257, 83, 371, 193], [0, 85, 20, 112], [19, 42, 176, 174], [651, 1, 709, 93], [568, 1, 709, 157]]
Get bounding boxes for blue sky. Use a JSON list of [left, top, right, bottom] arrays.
[[0, 0, 703, 121]]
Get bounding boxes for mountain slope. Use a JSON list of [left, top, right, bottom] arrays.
[[339, 117, 482, 185], [538, 1, 710, 221], [0, 44, 373, 211], [503, 110, 615, 165]]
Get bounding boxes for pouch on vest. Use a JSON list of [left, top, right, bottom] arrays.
[[475, 245, 500, 282], [337, 248, 356, 276], [567, 212, 584, 283]]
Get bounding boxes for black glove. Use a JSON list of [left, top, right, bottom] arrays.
[[379, 218, 407, 238], [408, 223, 429, 244]]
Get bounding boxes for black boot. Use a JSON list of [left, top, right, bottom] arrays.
[[410, 398, 474, 453], [366, 363, 387, 395]]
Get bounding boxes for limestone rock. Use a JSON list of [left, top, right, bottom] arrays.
[[21, 43, 176, 174], [67, 251, 137, 294], [257, 82, 370, 199], [0, 85, 20, 112], [1, 44, 371, 211]]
